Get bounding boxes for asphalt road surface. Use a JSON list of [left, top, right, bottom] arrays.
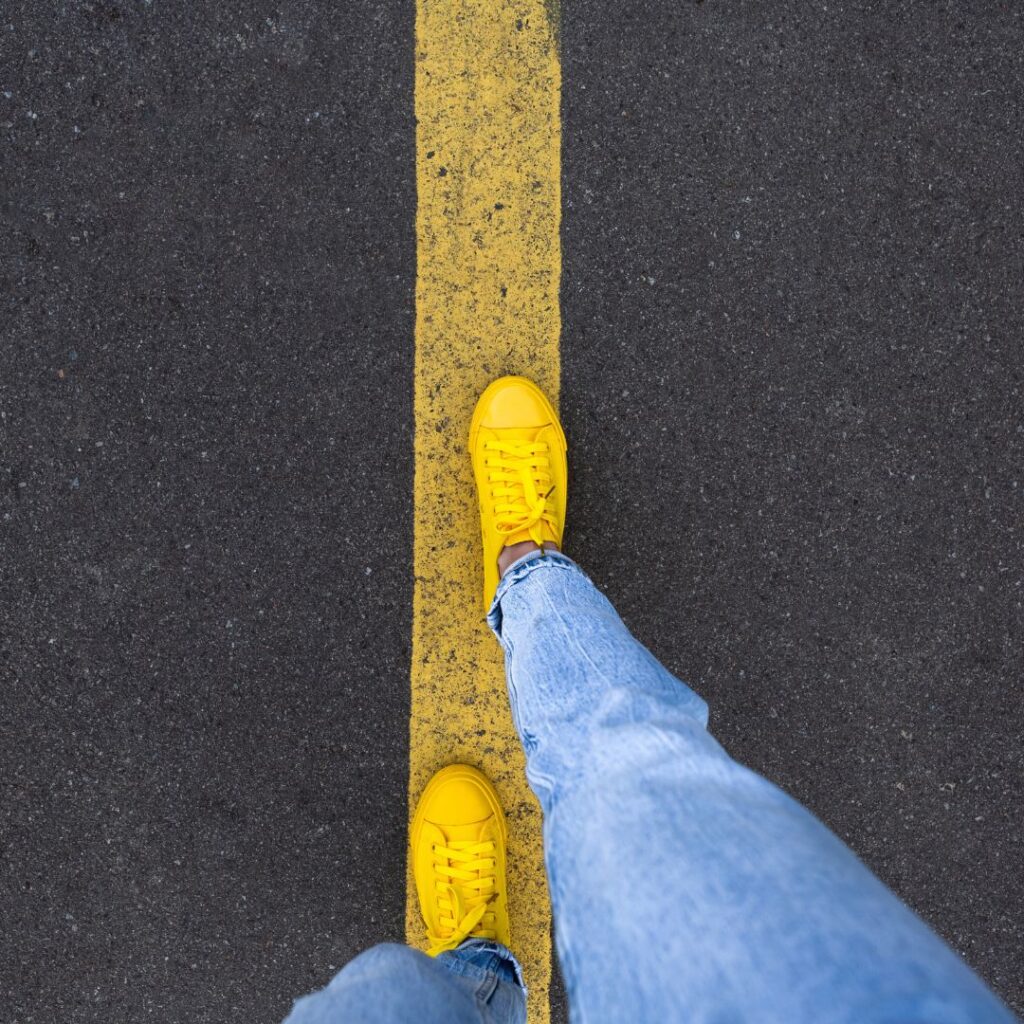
[[3, 2, 1022, 1022]]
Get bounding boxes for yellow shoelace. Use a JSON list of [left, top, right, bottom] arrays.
[[426, 839, 499, 956], [483, 439, 555, 546]]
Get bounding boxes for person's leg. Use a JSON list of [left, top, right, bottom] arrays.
[[488, 551, 1014, 1023], [282, 940, 525, 1024], [282, 762, 526, 1024]]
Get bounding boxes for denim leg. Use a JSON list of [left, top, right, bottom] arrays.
[[489, 553, 1015, 1024], [282, 941, 526, 1024]]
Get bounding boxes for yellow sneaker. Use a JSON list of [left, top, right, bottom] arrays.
[[469, 376, 568, 609], [411, 764, 511, 956]]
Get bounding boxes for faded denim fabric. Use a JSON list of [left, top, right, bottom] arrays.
[[282, 940, 525, 1024], [284, 552, 1014, 1024]]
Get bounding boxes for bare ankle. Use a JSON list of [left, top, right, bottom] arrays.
[[498, 540, 560, 577]]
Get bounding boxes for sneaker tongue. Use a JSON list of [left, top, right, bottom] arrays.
[[488, 425, 544, 445], [436, 819, 490, 844]]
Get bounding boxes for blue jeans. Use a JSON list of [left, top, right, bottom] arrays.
[[284, 553, 1015, 1023]]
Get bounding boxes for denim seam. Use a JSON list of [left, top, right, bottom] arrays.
[[436, 956, 499, 986], [472, 964, 499, 1006]]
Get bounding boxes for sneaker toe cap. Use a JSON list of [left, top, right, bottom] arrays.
[[478, 379, 552, 430]]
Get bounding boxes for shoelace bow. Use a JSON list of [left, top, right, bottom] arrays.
[[483, 439, 555, 546], [427, 839, 499, 956]]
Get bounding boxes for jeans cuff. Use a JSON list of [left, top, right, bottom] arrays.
[[436, 939, 527, 993], [486, 550, 579, 639]]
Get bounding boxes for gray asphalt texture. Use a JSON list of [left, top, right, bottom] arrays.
[[2, 3, 413, 1021], [3, 2, 1022, 1022]]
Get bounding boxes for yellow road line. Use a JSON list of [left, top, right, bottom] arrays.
[[408, 1, 561, 1021]]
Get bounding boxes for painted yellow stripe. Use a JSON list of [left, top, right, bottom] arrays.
[[408, 1, 561, 1021]]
